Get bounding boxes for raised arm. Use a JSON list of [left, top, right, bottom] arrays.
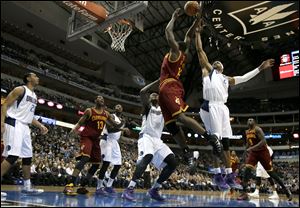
[[140, 79, 160, 109], [228, 59, 275, 86], [184, 4, 203, 54], [195, 26, 212, 77], [165, 8, 181, 61]]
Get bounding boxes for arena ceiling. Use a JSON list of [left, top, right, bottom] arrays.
[[1, 1, 299, 100]]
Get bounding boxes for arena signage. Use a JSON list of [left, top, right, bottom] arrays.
[[210, 1, 299, 42], [62, 1, 107, 23]]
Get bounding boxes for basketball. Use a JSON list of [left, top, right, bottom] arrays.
[[184, 1, 200, 16]]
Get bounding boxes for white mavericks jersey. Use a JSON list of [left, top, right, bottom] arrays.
[[107, 114, 124, 140], [7, 85, 37, 124], [140, 105, 164, 139], [203, 69, 229, 103]]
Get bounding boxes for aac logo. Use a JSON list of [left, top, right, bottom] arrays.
[[211, 1, 299, 42]]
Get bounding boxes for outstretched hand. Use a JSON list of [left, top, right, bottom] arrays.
[[172, 8, 181, 19], [258, 59, 275, 71]]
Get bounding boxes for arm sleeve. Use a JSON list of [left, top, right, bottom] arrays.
[[233, 68, 260, 85]]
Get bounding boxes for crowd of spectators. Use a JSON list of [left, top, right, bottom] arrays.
[[1, 37, 140, 102], [1, 77, 91, 111], [2, 124, 298, 195], [226, 98, 298, 113]]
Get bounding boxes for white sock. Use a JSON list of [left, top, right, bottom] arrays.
[[225, 168, 232, 174], [24, 179, 31, 189], [152, 182, 161, 189], [128, 181, 136, 189], [107, 178, 114, 188], [215, 167, 221, 174], [273, 190, 277, 194], [255, 188, 259, 193], [97, 179, 104, 189]]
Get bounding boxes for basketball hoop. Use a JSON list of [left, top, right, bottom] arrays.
[[107, 19, 133, 52]]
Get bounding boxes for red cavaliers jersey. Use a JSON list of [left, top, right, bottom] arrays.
[[80, 108, 108, 139], [160, 51, 186, 86], [230, 156, 239, 172], [246, 129, 266, 148]]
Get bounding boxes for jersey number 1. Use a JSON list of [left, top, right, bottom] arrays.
[[248, 138, 253, 146]]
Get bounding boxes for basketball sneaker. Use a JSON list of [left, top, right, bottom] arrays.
[[213, 174, 230, 190], [104, 187, 117, 196], [225, 173, 243, 190], [268, 191, 279, 199], [95, 187, 108, 196], [122, 187, 136, 201], [77, 187, 89, 194], [21, 187, 44, 195], [183, 151, 197, 175], [148, 188, 165, 201], [237, 192, 249, 200], [63, 183, 77, 196], [248, 189, 259, 198], [1, 192, 7, 197]]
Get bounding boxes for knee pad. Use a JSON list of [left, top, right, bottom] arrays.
[[110, 165, 121, 179], [6, 155, 19, 165], [268, 177, 275, 186], [75, 156, 90, 170], [256, 177, 262, 186], [244, 167, 253, 179], [137, 154, 153, 167], [166, 122, 180, 135], [221, 137, 230, 151], [22, 157, 32, 165], [164, 154, 177, 170]]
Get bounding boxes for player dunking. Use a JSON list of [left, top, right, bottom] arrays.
[[122, 79, 177, 201], [96, 104, 130, 196], [1, 73, 48, 196], [63, 95, 124, 195], [159, 8, 221, 171], [238, 118, 292, 201], [195, 25, 274, 190]]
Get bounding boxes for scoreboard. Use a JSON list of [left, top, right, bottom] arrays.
[[279, 50, 299, 79]]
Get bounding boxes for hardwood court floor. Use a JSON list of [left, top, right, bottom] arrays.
[[1, 185, 298, 207]]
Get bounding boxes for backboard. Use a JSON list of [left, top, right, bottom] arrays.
[[65, 1, 148, 42]]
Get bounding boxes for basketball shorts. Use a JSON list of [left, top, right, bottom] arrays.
[[256, 146, 273, 178], [78, 137, 101, 163], [199, 108, 211, 133], [159, 81, 188, 125], [2, 117, 32, 158], [137, 133, 173, 169], [100, 136, 122, 165], [246, 147, 273, 171], [208, 102, 232, 138]]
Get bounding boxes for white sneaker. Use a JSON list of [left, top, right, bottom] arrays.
[[248, 191, 259, 198], [269, 199, 279, 207], [269, 192, 279, 199], [21, 187, 44, 195], [1, 192, 7, 197]]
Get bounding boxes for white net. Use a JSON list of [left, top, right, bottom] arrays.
[[107, 20, 133, 52]]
